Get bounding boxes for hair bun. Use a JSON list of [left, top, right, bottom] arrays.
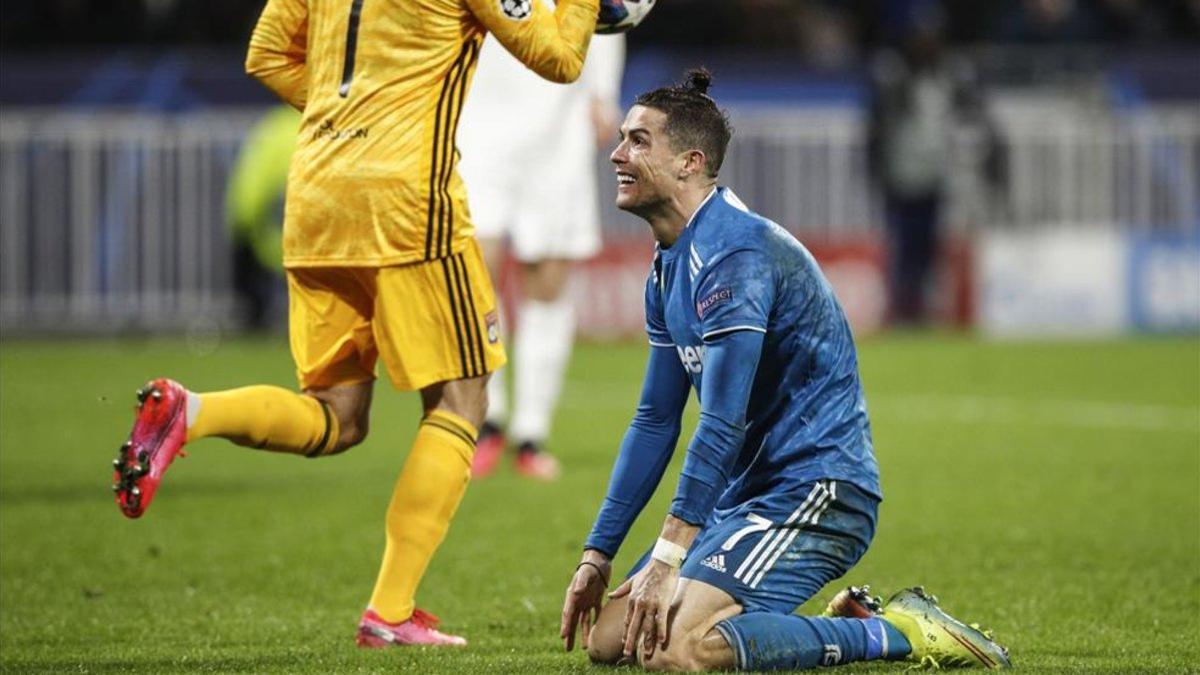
[[684, 68, 712, 96]]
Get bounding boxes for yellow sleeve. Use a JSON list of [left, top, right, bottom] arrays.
[[466, 0, 598, 83], [245, 0, 309, 111]]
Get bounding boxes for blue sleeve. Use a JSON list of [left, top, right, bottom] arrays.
[[693, 249, 774, 341], [668, 329, 764, 525], [584, 344, 690, 558], [667, 250, 773, 525]]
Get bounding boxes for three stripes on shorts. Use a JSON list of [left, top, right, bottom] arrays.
[[733, 480, 838, 589], [440, 253, 487, 380]]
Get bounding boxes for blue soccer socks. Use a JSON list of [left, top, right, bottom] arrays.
[[715, 613, 911, 670]]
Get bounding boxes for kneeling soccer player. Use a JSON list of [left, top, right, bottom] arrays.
[[558, 70, 1012, 671]]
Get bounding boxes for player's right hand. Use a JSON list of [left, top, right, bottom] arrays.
[[560, 551, 612, 651]]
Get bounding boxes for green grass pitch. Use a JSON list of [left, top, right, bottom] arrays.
[[1, 334, 1197, 673]]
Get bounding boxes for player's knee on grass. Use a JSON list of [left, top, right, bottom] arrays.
[[639, 579, 740, 672], [587, 596, 631, 665]]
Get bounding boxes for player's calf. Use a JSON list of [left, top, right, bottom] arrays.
[[641, 626, 736, 672]]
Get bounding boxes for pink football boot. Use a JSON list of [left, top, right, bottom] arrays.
[[112, 378, 189, 518], [514, 442, 561, 482], [470, 423, 506, 478], [356, 608, 467, 647]]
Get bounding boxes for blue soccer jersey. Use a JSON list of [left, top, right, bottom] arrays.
[[585, 187, 880, 557]]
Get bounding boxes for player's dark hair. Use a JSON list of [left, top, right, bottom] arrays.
[[634, 68, 733, 178]]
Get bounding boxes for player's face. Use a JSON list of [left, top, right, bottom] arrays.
[[611, 105, 681, 215]]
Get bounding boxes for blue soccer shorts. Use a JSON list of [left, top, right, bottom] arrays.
[[627, 480, 879, 614]]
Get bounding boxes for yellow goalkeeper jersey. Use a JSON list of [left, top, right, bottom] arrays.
[[247, 0, 597, 267]]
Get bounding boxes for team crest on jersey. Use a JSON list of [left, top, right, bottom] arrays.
[[500, 0, 532, 20], [485, 311, 501, 344], [696, 287, 733, 318]]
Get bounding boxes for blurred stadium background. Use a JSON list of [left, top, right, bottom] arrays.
[[2, 0, 1197, 337], [1, 1, 1198, 672]]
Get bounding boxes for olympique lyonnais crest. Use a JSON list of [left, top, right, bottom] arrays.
[[500, 0, 531, 20], [485, 311, 501, 343]]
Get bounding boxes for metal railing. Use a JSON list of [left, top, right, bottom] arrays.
[[999, 106, 1200, 231], [2, 105, 1197, 333], [1, 111, 260, 332]]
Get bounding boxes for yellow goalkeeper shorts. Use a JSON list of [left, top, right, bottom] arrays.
[[286, 240, 506, 391]]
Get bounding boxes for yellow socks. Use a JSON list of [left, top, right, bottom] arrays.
[[186, 385, 339, 457], [187, 389, 476, 623], [367, 409, 476, 623]]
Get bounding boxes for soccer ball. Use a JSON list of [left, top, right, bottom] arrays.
[[500, 0, 532, 20], [596, 0, 656, 34]]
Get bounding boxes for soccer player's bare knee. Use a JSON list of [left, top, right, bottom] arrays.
[[421, 375, 489, 429], [642, 580, 740, 672], [307, 381, 373, 452], [587, 596, 630, 665], [333, 418, 368, 452]]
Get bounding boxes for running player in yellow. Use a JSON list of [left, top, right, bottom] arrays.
[[111, 0, 598, 647]]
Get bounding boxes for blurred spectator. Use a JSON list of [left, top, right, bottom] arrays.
[[224, 105, 299, 329], [457, 35, 626, 481], [866, 2, 1005, 325]]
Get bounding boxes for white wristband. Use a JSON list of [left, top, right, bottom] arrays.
[[651, 538, 687, 569]]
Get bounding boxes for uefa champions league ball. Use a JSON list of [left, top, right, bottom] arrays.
[[597, 0, 656, 34], [500, 0, 532, 20]]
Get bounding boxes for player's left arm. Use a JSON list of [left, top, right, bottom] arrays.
[[672, 247, 774, 526], [613, 249, 773, 658], [611, 330, 765, 659], [562, 343, 689, 652], [466, 0, 598, 83], [246, 0, 309, 111]]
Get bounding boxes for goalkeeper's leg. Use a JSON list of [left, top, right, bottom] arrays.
[[359, 375, 485, 647], [189, 380, 371, 455], [113, 378, 371, 518]]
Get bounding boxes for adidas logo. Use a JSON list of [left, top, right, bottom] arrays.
[[700, 554, 726, 573]]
